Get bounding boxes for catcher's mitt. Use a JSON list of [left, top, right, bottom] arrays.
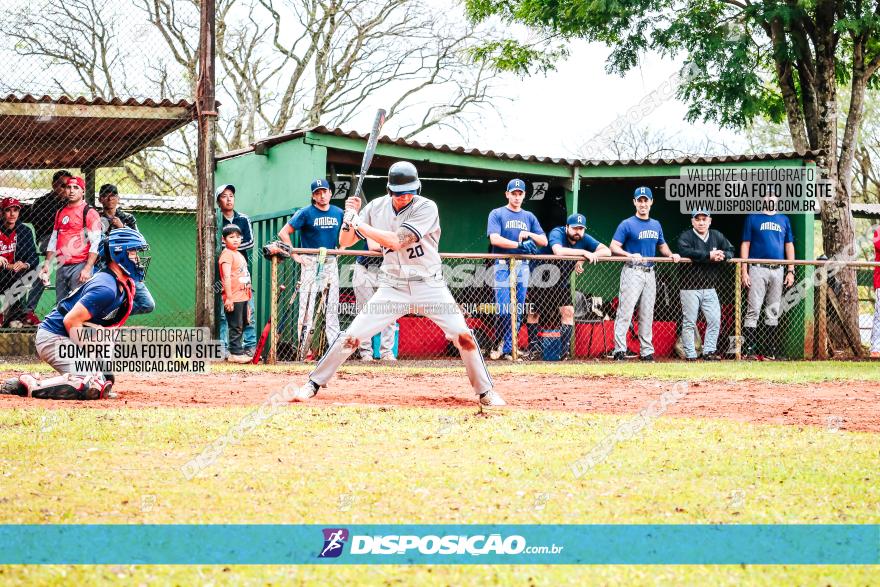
[[262, 240, 293, 260]]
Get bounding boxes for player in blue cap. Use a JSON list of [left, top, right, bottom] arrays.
[[610, 186, 680, 361], [525, 212, 611, 359], [486, 178, 547, 360], [279, 179, 345, 354]]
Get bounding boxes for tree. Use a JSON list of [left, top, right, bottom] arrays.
[[1, 0, 500, 195], [466, 0, 879, 354]]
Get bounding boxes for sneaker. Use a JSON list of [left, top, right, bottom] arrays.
[[612, 351, 626, 361], [479, 390, 506, 407], [701, 352, 720, 361], [684, 357, 697, 362], [488, 344, 503, 360], [640, 354, 655, 362], [501, 353, 522, 362], [227, 354, 251, 364], [291, 380, 319, 402], [8, 320, 24, 329], [23, 311, 40, 327], [379, 354, 397, 362], [360, 354, 374, 362]]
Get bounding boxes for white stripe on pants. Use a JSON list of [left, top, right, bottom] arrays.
[[613, 266, 656, 356], [309, 278, 492, 395], [297, 255, 340, 343]]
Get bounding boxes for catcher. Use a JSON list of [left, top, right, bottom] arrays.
[[1, 228, 150, 400]]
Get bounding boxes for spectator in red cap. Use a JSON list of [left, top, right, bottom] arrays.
[[0, 197, 39, 327], [39, 176, 102, 303]]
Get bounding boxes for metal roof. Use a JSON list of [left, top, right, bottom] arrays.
[[851, 203, 880, 218], [217, 125, 823, 168], [0, 95, 195, 170]]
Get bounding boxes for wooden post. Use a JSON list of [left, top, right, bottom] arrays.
[[83, 167, 96, 206], [195, 0, 218, 331], [269, 256, 279, 364], [818, 265, 828, 360], [509, 257, 518, 361], [734, 261, 742, 361]]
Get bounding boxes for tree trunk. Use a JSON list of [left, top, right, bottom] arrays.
[[813, 11, 863, 356]]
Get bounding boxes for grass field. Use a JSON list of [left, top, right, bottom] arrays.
[[1, 359, 878, 585]]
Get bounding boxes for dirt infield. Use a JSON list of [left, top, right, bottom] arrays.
[[1, 368, 879, 432]]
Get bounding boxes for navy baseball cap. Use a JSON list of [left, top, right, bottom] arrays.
[[214, 184, 235, 200], [507, 178, 526, 193], [567, 213, 586, 227], [691, 209, 711, 218], [311, 179, 331, 193], [633, 186, 653, 200]]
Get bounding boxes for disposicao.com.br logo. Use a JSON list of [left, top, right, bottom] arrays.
[[318, 529, 564, 558]]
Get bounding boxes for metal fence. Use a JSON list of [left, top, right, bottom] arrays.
[[261, 248, 880, 363]]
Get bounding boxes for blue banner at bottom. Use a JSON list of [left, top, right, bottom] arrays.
[[0, 525, 876, 564]]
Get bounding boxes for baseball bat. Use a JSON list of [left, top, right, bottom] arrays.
[[341, 108, 386, 232]]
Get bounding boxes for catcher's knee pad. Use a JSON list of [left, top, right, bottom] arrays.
[[1, 377, 28, 396]]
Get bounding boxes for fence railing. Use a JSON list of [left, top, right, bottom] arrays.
[[262, 248, 880, 363]]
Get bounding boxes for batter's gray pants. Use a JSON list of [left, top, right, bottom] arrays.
[[353, 263, 395, 359], [55, 261, 87, 303], [613, 266, 656, 356], [680, 289, 721, 358], [310, 279, 493, 395], [744, 265, 783, 328]]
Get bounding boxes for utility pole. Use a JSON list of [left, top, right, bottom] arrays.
[[196, 0, 218, 331]]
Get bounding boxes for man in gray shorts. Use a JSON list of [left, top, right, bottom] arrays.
[[740, 210, 795, 359]]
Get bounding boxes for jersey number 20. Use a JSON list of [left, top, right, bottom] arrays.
[[407, 245, 424, 259]]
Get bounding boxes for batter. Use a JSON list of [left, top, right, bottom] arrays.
[[293, 161, 505, 407]]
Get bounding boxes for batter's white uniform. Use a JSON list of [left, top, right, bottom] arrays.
[[308, 195, 493, 395]]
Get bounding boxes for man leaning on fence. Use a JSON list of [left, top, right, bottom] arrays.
[[676, 209, 734, 361], [0, 198, 39, 327], [278, 179, 343, 357], [740, 207, 795, 360], [216, 184, 256, 357], [526, 213, 610, 360], [19, 169, 72, 325], [39, 176, 102, 304], [486, 178, 547, 361], [610, 186, 680, 362], [98, 184, 155, 315]]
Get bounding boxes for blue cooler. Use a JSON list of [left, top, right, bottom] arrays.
[[539, 330, 562, 361], [372, 321, 400, 359]]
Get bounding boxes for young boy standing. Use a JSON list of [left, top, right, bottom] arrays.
[[219, 225, 252, 363]]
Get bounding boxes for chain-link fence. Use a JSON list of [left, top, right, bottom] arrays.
[[259, 249, 879, 363]]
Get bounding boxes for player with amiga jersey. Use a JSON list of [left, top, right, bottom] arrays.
[[610, 186, 680, 362], [293, 161, 505, 407], [279, 178, 345, 347], [486, 179, 547, 360], [1, 228, 150, 400], [526, 213, 611, 359]]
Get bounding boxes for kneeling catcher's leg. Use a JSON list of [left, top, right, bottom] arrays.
[[20, 374, 111, 401]]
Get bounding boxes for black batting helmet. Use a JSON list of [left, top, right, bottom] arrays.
[[387, 161, 421, 194]]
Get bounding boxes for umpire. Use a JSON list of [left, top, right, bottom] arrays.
[[676, 210, 734, 360], [740, 208, 795, 359]]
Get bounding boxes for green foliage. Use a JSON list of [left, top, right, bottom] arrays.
[[465, 0, 880, 131]]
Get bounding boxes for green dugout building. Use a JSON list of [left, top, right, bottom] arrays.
[[216, 127, 821, 358]]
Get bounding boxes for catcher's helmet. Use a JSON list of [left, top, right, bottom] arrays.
[[103, 228, 151, 282], [387, 161, 421, 194]]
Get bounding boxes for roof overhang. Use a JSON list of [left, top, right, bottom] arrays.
[[0, 95, 194, 170]]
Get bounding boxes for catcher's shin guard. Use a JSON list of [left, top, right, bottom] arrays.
[[20, 374, 111, 401]]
